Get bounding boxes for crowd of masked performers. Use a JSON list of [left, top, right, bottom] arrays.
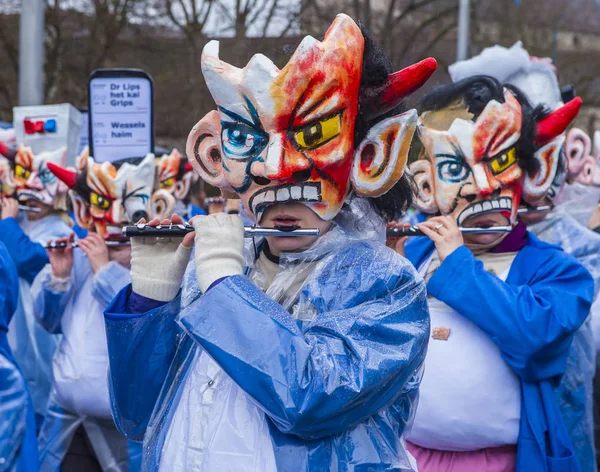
[[2, 15, 600, 472]]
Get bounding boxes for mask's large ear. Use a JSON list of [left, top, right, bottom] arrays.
[[69, 190, 95, 230], [186, 110, 232, 191], [174, 173, 192, 200], [351, 109, 417, 197], [523, 136, 564, 204], [152, 189, 176, 220], [409, 159, 439, 214], [565, 128, 593, 181]]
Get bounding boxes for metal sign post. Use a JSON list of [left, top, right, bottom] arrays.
[[18, 0, 44, 105]]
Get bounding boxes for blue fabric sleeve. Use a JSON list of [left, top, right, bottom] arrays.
[[0, 218, 49, 284], [104, 285, 182, 440], [428, 245, 594, 383], [179, 248, 429, 440]]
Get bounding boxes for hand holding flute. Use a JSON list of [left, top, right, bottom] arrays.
[[417, 216, 466, 262], [47, 235, 74, 278]]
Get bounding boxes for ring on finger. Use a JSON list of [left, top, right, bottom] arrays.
[[434, 223, 444, 231]]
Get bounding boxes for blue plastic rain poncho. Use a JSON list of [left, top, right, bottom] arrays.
[[528, 183, 600, 472], [104, 199, 430, 471], [0, 214, 72, 425], [31, 248, 133, 471], [0, 240, 39, 471]]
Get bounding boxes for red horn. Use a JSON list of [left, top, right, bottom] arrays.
[[0, 142, 16, 161], [361, 57, 438, 120], [184, 161, 194, 173], [536, 97, 582, 146], [47, 162, 78, 189]]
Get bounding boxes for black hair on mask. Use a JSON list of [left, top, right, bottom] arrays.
[[419, 75, 549, 176], [72, 168, 91, 201], [178, 157, 189, 179], [353, 23, 413, 221]]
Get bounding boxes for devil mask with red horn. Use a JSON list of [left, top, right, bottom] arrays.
[[411, 75, 581, 229], [156, 149, 196, 201], [186, 14, 437, 223], [48, 149, 175, 236]]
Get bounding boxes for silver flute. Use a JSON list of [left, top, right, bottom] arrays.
[[45, 240, 131, 249], [387, 225, 513, 237], [19, 205, 42, 213], [122, 223, 321, 238]]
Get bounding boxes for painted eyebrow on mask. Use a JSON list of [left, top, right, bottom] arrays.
[[435, 143, 468, 162], [123, 184, 149, 202], [218, 96, 265, 131]]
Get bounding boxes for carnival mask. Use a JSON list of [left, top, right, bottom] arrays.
[[157, 149, 195, 200], [565, 128, 600, 187], [412, 89, 580, 225], [49, 151, 174, 236], [186, 14, 436, 222], [13, 146, 68, 207], [0, 129, 16, 198]]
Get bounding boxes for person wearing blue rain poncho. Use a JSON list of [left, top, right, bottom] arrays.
[[29, 154, 166, 471], [103, 14, 437, 471], [400, 76, 593, 472], [449, 43, 598, 472], [0, 240, 39, 472], [0, 145, 73, 428]]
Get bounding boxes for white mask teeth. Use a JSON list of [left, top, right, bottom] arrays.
[[249, 182, 322, 216], [457, 197, 513, 225]]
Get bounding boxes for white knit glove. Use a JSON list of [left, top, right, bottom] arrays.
[[130, 235, 193, 302], [192, 213, 245, 293]]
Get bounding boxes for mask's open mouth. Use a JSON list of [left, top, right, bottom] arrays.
[[249, 182, 322, 219], [457, 197, 512, 226], [17, 190, 45, 204]]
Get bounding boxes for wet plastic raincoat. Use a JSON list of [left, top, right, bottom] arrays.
[[104, 200, 430, 471], [529, 188, 600, 472], [405, 232, 594, 472], [31, 248, 133, 471], [0, 214, 71, 425], [0, 240, 39, 471]]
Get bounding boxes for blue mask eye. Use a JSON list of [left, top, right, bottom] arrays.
[[39, 167, 56, 185], [437, 159, 471, 183], [221, 122, 268, 160]]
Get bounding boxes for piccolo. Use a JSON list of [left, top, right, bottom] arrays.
[[122, 223, 321, 238], [387, 225, 513, 237], [45, 240, 131, 249], [517, 205, 551, 214], [19, 205, 41, 213]]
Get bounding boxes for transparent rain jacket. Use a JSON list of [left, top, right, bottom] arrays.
[[529, 196, 600, 472], [0, 214, 71, 422], [104, 200, 430, 471], [31, 250, 133, 471]]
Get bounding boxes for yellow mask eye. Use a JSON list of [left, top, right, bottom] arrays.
[[490, 148, 517, 175], [293, 114, 342, 150], [160, 177, 174, 189], [90, 192, 111, 210], [15, 164, 31, 179]]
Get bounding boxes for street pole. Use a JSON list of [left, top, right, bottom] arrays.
[[456, 0, 470, 62], [19, 0, 45, 106]]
